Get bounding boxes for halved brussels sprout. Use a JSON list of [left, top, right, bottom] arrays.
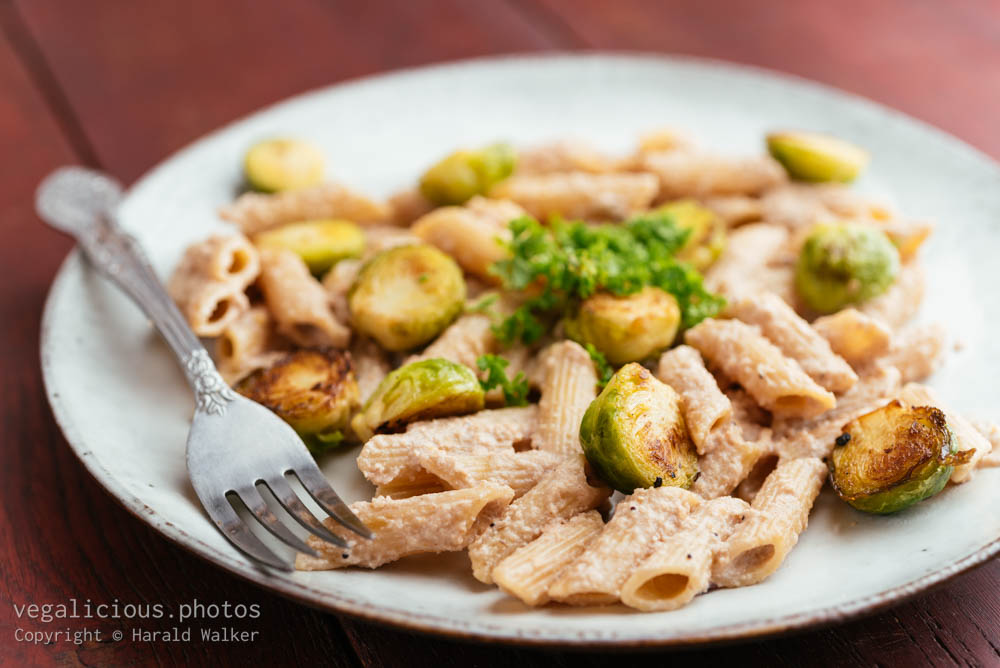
[[829, 400, 972, 514], [352, 358, 485, 441], [244, 138, 325, 193], [795, 222, 900, 314], [254, 219, 365, 275], [564, 287, 681, 366], [419, 142, 516, 205], [656, 199, 727, 270], [348, 244, 466, 351], [580, 363, 698, 493], [766, 131, 869, 183], [234, 349, 359, 454]]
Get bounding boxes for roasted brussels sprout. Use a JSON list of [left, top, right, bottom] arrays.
[[254, 219, 365, 275], [244, 138, 325, 193], [829, 400, 972, 514], [580, 363, 698, 493], [656, 199, 727, 271], [352, 358, 485, 441], [234, 349, 359, 453], [564, 287, 681, 366], [348, 244, 466, 351], [795, 223, 900, 314], [766, 131, 869, 183], [419, 142, 516, 205]]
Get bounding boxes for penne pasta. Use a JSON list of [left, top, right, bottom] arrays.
[[547, 486, 702, 605], [467, 457, 610, 584], [516, 141, 612, 175], [638, 150, 787, 200], [490, 171, 658, 222], [712, 457, 826, 588], [879, 322, 947, 384], [859, 261, 925, 331], [656, 345, 732, 454], [416, 447, 562, 498], [728, 292, 858, 393], [215, 305, 289, 383], [258, 248, 350, 348], [406, 313, 496, 370], [534, 341, 599, 457], [691, 421, 769, 500], [702, 194, 763, 226], [298, 483, 515, 570], [492, 511, 605, 606], [705, 223, 791, 300], [621, 497, 750, 611], [685, 318, 836, 419], [219, 182, 389, 235]]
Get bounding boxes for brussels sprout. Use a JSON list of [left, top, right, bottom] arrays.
[[254, 219, 365, 275], [795, 223, 900, 314], [564, 287, 681, 366], [243, 138, 325, 193], [352, 358, 485, 441], [580, 363, 698, 493], [419, 142, 516, 205], [234, 349, 359, 454], [348, 244, 466, 351], [657, 199, 727, 270], [766, 131, 869, 183], [829, 400, 973, 514]]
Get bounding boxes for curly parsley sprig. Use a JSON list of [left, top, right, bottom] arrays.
[[476, 354, 530, 406]]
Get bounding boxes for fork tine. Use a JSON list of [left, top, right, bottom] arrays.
[[202, 493, 292, 571], [292, 468, 373, 539], [262, 476, 349, 549], [233, 487, 320, 557]]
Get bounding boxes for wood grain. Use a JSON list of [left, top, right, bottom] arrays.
[[0, 0, 997, 665]]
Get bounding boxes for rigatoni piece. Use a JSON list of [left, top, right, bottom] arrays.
[[546, 486, 702, 605], [705, 223, 790, 299], [215, 305, 289, 383], [712, 457, 826, 588], [880, 323, 947, 383], [258, 248, 350, 348], [656, 345, 732, 454], [492, 511, 605, 606], [691, 421, 769, 500], [621, 497, 750, 611], [728, 293, 857, 393], [349, 335, 391, 403], [534, 341, 599, 457], [859, 261, 925, 331], [417, 448, 561, 498], [898, 383, 992, 484], [297, 483, 515, 570], [356, 406, 538, 487], [219, 182, 389, 235], [812, 308, 892, 367], [406, 313, 496, 369], [167, 234, 259, 336], [467, 457, 610, 583], [411, 197, 525, 281], [638, 150, 786, 200], [685, 318, 835, 419], [490, 171, 658, 222]]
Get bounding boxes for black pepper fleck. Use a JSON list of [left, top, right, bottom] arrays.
[[686, 554, 692, 559], [653, 477, 663, 488], [341, 553, 349, 559], [835, 432, 851, 447], [630, 506, 637, 511]]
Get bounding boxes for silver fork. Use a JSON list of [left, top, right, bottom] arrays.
[[36, 166, 371, 571]]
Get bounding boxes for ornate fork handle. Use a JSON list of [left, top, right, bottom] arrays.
[[37, 167, 234, 415]]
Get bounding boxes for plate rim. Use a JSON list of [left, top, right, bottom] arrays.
[[39, 51, 1000, 648]]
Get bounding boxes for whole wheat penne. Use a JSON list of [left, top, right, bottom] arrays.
[[880, 322, 947, 383], [215, 305, 289, 382], [258, 248, 350, 348], [712, 457, 826, 588], [349, 335, 391, 403], [685, 318, 835, 419], [972, 421, 1000, 469], [705, 223, 791, 299], [490, 172, 658, 222], [621, 497, 750, 611], [859, 261, 925, 331], [656, 345, 732, 454], [546, 486, 702, 605], [219, 182, 389, 235], [492, 511, 605, 606], [298, 483, 515, 570], [534, 341, 599, 457], [702, 195, 763, 226], [516, 141, 612, 175], [417, 448, 561, 498], [468, 457, 610, 584], [406, 313, 496, 369], [637, 150, 786, 200], [728, 293, 857, 393], [897, 383, 992, 483], [691, 421, 769, 499]]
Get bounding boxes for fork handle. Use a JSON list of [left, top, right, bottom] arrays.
[[38, 168, 235, 415]]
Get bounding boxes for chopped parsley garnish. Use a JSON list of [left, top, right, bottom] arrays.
[[489, 213, 724, 346], [584, 343, 614, 390], [476, 354, 530, 406]]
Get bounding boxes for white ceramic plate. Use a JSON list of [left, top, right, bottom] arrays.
[[41, 54, 1000, 646]]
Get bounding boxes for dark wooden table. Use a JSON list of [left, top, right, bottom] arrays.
[[2, 1, 998, 665]]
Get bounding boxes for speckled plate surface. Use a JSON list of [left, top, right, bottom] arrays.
[[40, 54, 1000, 646]]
